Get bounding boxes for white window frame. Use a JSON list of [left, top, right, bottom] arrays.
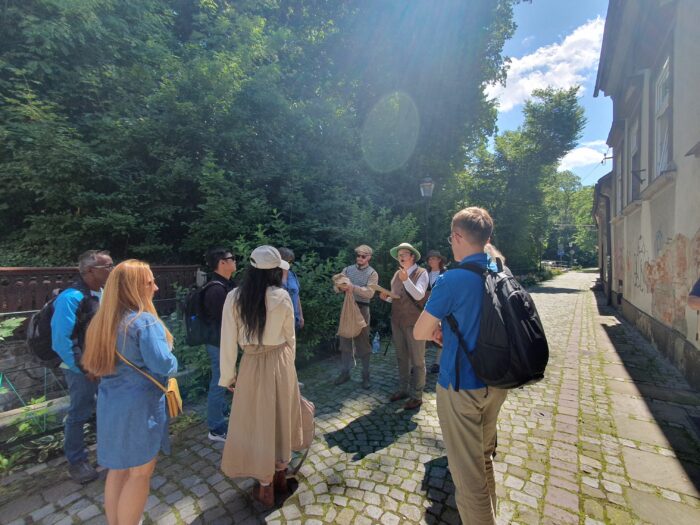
[[629, 117, 640, 200], [654, 57, 671, 178]]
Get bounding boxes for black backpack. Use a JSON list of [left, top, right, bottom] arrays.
[[183, 281, 225, 346], [26, 288, 89, 368], [445, 259, 549, 390]]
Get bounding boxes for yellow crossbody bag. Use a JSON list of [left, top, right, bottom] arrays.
[[116, 351, 183, 418]]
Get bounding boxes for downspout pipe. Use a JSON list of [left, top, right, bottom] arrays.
[[599, 190, 613, 306]]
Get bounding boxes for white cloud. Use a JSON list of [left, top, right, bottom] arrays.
[[559, 140, 608, 171], [487, 17, 605, 112]]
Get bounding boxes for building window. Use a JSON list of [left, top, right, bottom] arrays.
[[629, 117, 641, 200], [653, 56, 672, 179]]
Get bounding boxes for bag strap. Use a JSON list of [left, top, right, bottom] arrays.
[[116, 350, 167, 394], [451, 256, 505, 276], [401, 267, 427, 312], [452, 262, 489, 276], [198, 280, 227, 320], [444, 313, 478, 392]]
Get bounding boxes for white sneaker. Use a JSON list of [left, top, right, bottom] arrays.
[[208, 431, 227, 443]]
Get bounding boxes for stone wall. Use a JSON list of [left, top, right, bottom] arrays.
[[621, 298, 700, 390]]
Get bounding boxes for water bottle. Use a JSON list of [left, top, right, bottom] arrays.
[[372, 333, 380, 354]]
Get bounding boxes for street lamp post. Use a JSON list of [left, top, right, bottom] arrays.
[[419, 178, 434, 252]]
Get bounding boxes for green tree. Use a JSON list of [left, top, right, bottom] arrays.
[[455, 87, 586, 271]]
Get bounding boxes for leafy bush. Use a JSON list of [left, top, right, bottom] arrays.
[[517, 267, 561, 287], [165, 285, 211, 403], [1, 396, 74, 473], [0, 317, 23, 342], [294, 252, 345, 359]]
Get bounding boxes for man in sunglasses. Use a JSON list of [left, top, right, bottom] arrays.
[[51, 249, 113, 483], [334, 244, 378, 388], [202, 247, 237, 443]]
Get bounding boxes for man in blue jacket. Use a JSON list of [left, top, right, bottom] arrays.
[[414, 208, 507, 525], [52, 250, 113, 483]]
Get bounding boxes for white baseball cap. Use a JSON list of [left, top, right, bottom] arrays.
[[249, 245, 290, 270]]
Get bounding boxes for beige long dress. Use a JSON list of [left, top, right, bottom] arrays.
[[218, 287, 304, 484]]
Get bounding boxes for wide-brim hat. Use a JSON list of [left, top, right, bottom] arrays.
[[425, 250, 447, 264], [390, 242, 421, 261]]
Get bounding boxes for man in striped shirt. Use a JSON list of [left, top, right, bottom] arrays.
[[334, 244, 379, 389]]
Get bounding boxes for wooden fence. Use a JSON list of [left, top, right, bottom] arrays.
[[0, 265, 200, 412], [0, 265, 199, 316]]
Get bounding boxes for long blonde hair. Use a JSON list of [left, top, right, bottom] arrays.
[[82, 259, 173, 376], [484, 243, 506, 264]]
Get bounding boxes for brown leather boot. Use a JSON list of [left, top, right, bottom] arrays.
[[273, 469, 288, 495], [253, 483, 274, 507]]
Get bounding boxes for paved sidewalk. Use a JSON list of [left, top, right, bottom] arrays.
[[2, 271, 700, 524]]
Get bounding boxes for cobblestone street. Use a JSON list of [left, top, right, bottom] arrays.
[[2, 270, 700, 524]]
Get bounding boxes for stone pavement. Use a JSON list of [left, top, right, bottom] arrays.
[[2, 270, 700, 524]]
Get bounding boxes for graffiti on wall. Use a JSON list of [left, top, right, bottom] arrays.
[[654, 228, 668, 257], [633, 235, 650, 292], [644, 229, 699, 335], [614, 243, 624, 288]]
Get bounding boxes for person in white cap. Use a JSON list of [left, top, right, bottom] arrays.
[[333, 244, 378, 388], [218, 245, 305, 507]]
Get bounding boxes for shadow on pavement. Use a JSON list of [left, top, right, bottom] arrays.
[[186, 478, 301, 524], [528, 286, 582, 295], [421, 455, 458, 524], [323, 403, 418, 461], [595, 292, 700, 495]]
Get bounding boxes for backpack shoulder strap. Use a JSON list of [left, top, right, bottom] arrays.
[[202, 280, 227, 291], [444, 313, 474, 392], [198, 280, 227, 303], [452, 262, 489, 276]]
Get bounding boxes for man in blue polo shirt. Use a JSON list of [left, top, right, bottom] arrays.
[[414, 207, 507, 525], [52, 250, 113, 483]]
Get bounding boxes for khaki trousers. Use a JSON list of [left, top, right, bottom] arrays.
[[338, 305, 371, 379], [436, 384, 507, 525], [391, 321, 426, 400]]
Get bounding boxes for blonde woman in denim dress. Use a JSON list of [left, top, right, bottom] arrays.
[[82, 260, 178, 525]]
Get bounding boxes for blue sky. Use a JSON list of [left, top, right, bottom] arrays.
[[489, 0, 612, 186]]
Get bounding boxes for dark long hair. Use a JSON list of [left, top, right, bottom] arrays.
[[236, 266, 283, 343]]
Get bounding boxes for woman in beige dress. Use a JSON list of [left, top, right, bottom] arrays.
[[218, 245, 304, 506]]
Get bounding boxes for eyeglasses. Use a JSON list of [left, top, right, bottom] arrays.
[[355, 254, 369, 259], [222, 256, 235, 262], [92, 263, 114, 270], [447, 231, 464, 245]]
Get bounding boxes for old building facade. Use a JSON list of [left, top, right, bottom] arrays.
[[594, 0, 700, 387]]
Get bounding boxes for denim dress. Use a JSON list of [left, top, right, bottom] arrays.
[[97, 312, 178, 469]]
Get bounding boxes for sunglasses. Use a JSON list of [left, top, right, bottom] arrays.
[[221, 256, 235, 262]]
